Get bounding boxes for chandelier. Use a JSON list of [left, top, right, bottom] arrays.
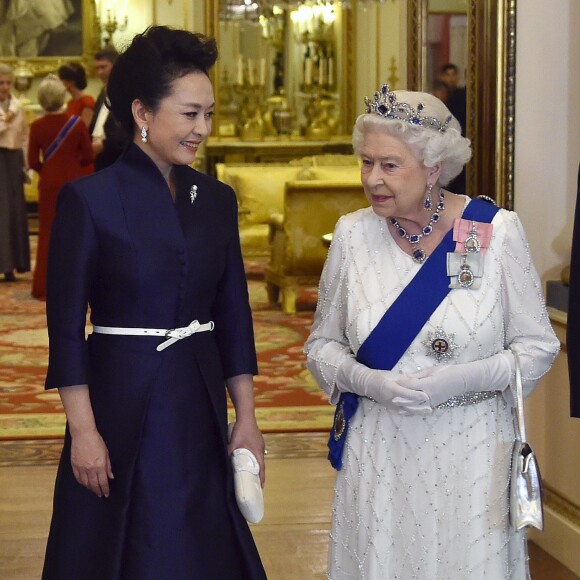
[[219, 0, 357, 23]]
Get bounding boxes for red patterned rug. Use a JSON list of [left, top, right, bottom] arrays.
[[0, 252, 334, 439]]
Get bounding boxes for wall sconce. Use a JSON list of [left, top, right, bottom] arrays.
[[95, 0, 128, 47]]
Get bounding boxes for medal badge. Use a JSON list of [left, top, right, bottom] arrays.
[[463, 221, 482, 253], [333, 400, 346, 441], [423, 327, 458, 362], [448, 219, 494, 289], [458, 257, 475, 288]]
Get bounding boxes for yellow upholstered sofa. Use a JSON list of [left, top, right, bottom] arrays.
[[265, 180, 368, 313], [216, 155, 360, 257]]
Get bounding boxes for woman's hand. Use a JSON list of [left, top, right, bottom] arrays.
[[226, 374, 266, 487], [228, 419, 266, 487], [398, 350, 514, 408], [58, 385, 114, 497], [336, 357, 432, 415], [70, 427, 114, 497]]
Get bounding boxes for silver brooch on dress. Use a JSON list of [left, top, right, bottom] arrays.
[[190, 185, 198, 204], [423, 327, 458, 362]]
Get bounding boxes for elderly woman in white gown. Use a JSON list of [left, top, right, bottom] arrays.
[[305, 85, 560, 580]]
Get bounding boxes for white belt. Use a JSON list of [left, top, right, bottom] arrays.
[[92, 320, 214, 352]]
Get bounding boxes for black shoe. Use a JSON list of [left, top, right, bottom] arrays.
[[3, 272, 16, 282]]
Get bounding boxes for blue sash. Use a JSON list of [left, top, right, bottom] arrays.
[[44, 115, 79, 162], [328, 198, 499, 470]]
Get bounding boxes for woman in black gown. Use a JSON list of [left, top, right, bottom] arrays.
[[42, 26, 267, 579]]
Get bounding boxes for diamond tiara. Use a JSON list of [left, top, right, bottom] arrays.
[[364, 84, 452, 133]]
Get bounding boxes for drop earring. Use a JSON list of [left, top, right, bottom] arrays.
[[140, 126, 148, 143], [424, 183, 433, 210]]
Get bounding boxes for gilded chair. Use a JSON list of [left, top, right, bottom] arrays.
[[265, 180, 368, 313], [216, 163, 305, 257]]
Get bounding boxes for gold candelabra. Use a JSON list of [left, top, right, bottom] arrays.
[[99, 9, 128, 48], [292, 4, 336, 93]]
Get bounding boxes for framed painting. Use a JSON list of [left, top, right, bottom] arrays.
[[0, 0, 101, 75]]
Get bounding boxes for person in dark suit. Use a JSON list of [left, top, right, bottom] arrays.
[[42, 26, 267, 579], [568, 163, 580, 417], [440, 64, 467, 194], [88, 47, 129, 171]]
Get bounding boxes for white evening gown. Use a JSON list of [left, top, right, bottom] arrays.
[[305, 200, 560, 580]]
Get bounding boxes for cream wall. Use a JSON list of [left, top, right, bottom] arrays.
[[514, 0, 580, 281], [514, 1, 580, 574], [354, 1, 407, 112]]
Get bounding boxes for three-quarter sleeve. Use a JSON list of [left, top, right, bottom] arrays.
[[500, 212, 560, 398], [304, 216, 354, 403], [45, 184, 98, 389], [211, 188, 258, 379]]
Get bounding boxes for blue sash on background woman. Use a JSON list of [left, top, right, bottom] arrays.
[[328, 198, 499, 470], [44, 115, 79, 163]]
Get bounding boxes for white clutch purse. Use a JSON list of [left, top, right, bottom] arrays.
[[228, 423, 264, 524]]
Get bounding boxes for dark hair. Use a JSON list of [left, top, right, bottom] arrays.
[[57, 62, 88, 90], [432, 80, 449, 92], [107, 26, 218, 135], [441, 63, 458, 74], [95, 47, 119, 64]]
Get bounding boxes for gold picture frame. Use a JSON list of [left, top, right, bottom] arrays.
[[0, 0, 101, 76], [408, 0, 517, 209]]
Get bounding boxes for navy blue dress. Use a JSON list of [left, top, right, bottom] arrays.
[[42, 145, 266, 579]]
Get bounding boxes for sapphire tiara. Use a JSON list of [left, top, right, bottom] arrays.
[[364, 84, 452, 133]]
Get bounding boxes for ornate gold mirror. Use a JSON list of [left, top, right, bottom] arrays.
[[408, 0, 516, 209], [207, 1, 353, 142]]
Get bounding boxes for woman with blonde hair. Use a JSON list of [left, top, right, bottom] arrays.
[[28, 74, 93, 299]]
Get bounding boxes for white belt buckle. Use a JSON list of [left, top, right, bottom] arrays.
[[158, 320, 202, 351]]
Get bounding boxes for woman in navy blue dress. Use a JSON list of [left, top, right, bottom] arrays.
[[42, 26, 267, 579]]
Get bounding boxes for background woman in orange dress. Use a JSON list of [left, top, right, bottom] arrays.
[[28, 74, 93, 300]]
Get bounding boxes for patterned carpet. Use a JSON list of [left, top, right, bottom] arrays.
[[0, 252, 334, 439]]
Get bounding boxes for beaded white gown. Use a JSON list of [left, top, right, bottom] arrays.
[[305, 200, 560, 580]]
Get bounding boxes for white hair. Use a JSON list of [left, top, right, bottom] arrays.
[[352, 90, 472, 186], [0, 63, 14, 77], [37, 74, 67, 112]]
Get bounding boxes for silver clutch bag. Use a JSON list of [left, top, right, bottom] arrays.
[[509, 352, 544, 531]]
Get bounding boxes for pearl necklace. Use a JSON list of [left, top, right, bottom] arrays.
[[389, 189, 446, 264]]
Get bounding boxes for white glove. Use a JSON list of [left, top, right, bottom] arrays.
[[336, 357, 432, 415], [397, 350, 514, 409]]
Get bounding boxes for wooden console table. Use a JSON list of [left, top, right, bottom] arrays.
[[204, 136, 353, 176]]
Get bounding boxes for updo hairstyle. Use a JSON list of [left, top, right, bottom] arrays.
[[37, 74, 67, 112], [107, 25, 218, 135], [57, 62, 88, 90], [352, 90, 472, 186]]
